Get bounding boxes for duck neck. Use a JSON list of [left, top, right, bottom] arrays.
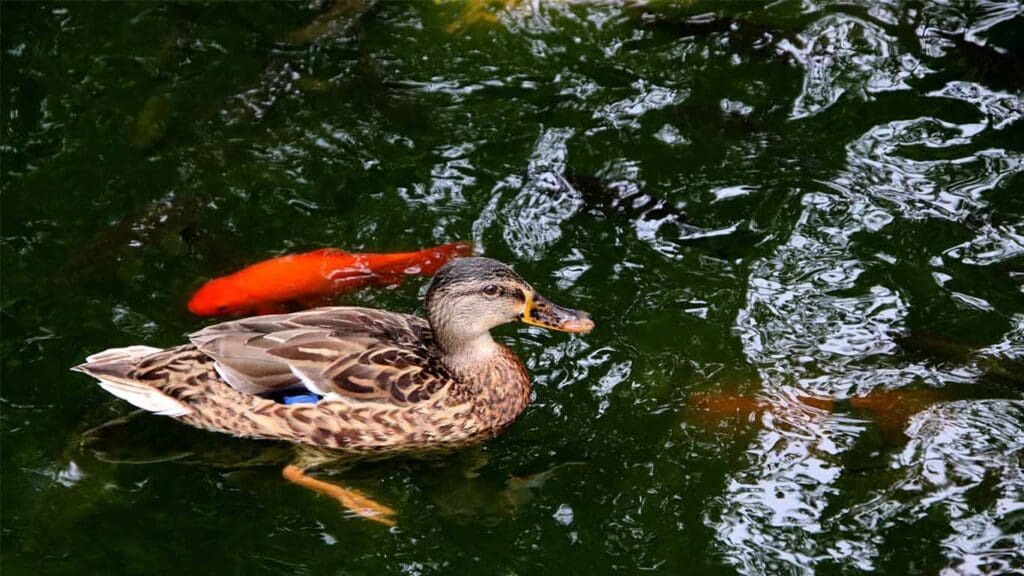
[[435, 329, 531, 428], [436, 331, 500, 379]]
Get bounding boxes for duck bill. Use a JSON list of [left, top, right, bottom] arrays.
[[521, 291, 595, 334]]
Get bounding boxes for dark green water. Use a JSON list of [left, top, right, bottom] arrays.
[[3, 1, 1023, 574]]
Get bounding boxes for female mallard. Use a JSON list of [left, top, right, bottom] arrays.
[[74, 257, 593, 522]]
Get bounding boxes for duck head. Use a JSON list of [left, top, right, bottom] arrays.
[[425, 257, 593, 358]]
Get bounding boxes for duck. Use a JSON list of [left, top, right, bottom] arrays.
[[73, 257, 593, 524]]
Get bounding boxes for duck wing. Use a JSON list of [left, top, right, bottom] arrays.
[[189, 306, 454, 405]]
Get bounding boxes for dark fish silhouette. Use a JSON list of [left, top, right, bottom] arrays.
[[566, 171, 688, 224], [935, 30, 1024, 91], [284, 0, 374, 45], [628, 9, 788, 52], [565, 170, 741, 246], [898, 329, 1024, 390], [636, 11, 739, 37], [57, 193, 210, 286]]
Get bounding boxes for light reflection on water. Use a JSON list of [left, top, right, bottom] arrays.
[[2, 1, 1023, 574], [845, 400, 1024, 575], [705, 1, 1024, 571], [503, 127, 582, 260]]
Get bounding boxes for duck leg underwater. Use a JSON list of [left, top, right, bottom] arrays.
[[281, 465, 396, 526]]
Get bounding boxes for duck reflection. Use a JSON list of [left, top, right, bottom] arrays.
[[78, 411, 576, 527]]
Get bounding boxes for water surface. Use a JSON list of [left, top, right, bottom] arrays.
[[2, 1, 1023, 574]]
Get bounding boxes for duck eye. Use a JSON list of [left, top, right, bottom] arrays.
[[482, 284, 499, 296]]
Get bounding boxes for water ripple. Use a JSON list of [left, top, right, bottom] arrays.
[[836, 401, 1024, 574], [712, 15, 1022, 566], [780, 13, 927, 119], [502, 127, 581, 260]]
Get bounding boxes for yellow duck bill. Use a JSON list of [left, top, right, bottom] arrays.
[[521, 291, 595, 334]]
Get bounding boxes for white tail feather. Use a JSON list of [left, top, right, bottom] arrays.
[[76, 345, 190, 418], [86, 345, 162, 364]]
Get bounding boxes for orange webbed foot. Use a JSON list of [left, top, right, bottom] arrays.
[[282, 465, 396, 526]]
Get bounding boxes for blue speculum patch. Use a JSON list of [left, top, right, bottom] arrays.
[[281, 393, 322, 405]]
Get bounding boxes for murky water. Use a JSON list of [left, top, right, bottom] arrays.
[[2, 1, 1023, 574]]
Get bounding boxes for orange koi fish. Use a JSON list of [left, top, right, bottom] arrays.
[[686, 389, 952, 443], [686, 392, 773, 426], [188, 240, 473, 317]]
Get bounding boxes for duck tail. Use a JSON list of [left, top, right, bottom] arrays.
[[81, 345, 164, 365], [73, 346, 192, 417]]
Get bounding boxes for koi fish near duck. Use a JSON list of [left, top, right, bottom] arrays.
[[188, 240, 474, 317]]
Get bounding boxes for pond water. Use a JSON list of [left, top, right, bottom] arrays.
[[2, 1, 1023, 574]]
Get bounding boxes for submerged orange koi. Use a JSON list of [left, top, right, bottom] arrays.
[[686, 389, 952, 442], [188, 241, 473, 317]]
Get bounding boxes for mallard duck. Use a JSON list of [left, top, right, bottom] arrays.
[[74, 257, 593, 523]]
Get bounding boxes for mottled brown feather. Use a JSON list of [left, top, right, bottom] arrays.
[[190, 307, 452, 404], [76, 307, 532, 454]]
